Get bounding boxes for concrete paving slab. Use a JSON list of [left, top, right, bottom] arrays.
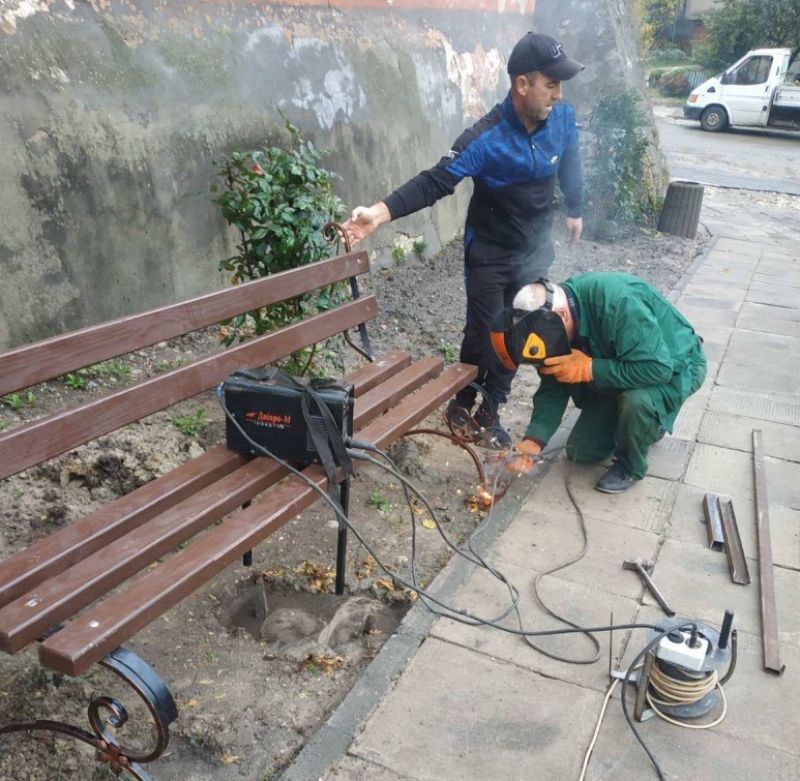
[[639, 538, 800, 646], [738, 300, 800, 322], [350, 638, 604, 781], [749, 274, 800, 293], [727, 328, 800, 364], [671, 400, 706, 441], [646, 436, 693, 481], [698, 410, 800, 462], [585, 711, 800, 781], [488, 493, 662, 599], [681, 282, 748, 304], [665, 483, 800, 571], [685, 442, 800, 510], [500, 459, 678, 535], [746, 287, 800, 309], [716, 360, 800, 394], [708, 385, 800, 426], [695, 324, 733, 346], [429, 559, 639, 692], [675, 304, 738, 327], [677, 294, 741, 311], [322, 756, 417, 781], [690, 268, 753, 286], [713, 238, 764, 257], [736, 313, 800, 339]]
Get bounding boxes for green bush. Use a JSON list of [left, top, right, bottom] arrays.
[[657, 70, 692, 96], [214, 120, 346, 371], [652, 47, 689, 63]]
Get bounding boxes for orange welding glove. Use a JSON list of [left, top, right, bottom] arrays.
[[505, 437, 543, 475], [540, 349, 593, 384]]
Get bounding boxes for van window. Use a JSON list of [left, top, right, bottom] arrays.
[[729, 55, 773, 85]]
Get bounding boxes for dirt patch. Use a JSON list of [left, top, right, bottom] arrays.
[[0, 218, 707, 781]]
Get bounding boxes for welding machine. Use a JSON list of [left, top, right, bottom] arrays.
[[223, 369, 354, 466]]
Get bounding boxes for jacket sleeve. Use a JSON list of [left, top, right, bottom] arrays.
[[525, 375, 570, 444], [557, 113, 583, 218], [383, 128, 487, 220], [591, 296, 675, 389]]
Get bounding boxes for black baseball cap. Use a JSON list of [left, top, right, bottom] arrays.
[[507, 32, 585, 81]]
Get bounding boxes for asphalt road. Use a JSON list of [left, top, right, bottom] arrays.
[[655, 105, 800, 195]]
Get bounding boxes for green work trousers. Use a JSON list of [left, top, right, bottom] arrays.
[[564, 388, 660, 480], [564, 346, 706, 479]]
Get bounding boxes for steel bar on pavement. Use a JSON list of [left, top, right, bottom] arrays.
[[718, 497, 750, 585], [702, 493, 726, 551], [752, 430, 785, 675]]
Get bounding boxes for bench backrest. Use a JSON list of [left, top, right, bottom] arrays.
[[0, 252, 374, 480]]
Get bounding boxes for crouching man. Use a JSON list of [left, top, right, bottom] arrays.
[[490, 273, 707, 493]]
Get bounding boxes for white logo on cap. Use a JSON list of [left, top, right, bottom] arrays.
[[550, 43, 565, 61]]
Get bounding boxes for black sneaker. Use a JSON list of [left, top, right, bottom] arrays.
[[595, 459, 636, 494], [473, 404, 512, 449]]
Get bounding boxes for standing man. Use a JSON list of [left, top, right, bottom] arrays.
[[489, 273, 707, 492], [342, 32, 585, 447]]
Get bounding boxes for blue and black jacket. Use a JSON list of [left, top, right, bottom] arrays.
[[383, 93, 583, 263]]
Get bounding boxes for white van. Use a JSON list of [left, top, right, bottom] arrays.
[[684, 48, 800, 132]]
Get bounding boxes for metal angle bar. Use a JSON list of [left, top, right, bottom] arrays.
[[718, 497, 750, 585], [752, 430, 785, 675], [702, 493, 726, 551]]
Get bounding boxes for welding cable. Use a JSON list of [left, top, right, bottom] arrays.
[[646, 664, 727, 729], [217, 383, 658, 642], [577, 677, 619, 781]]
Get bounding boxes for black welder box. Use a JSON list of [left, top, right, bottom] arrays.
[[223, 371, 354, 465]]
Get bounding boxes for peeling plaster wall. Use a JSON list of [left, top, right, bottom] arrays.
[[0, 0, 653, 349], [0, 0, 534, 348]]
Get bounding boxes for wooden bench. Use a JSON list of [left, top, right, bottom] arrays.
[[0, 245, 476, 780]]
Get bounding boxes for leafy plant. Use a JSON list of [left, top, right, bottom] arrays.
[[369, 490, 391, 512], [0, 419, 5, 431], [213, 119, 347, 373], [391, 244, 407, 263], [586, 90, 661, 239], [61, 360, 132, 390], [412, 238, 428, 257], [172, 409, 209, 437], [438, 340, 458, 363]]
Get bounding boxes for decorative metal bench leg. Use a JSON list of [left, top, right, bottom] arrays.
[[0, 646, 178, 780], [335, 477, 351, 596]]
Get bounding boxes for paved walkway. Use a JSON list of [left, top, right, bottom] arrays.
[[283, 220, 800, 780]]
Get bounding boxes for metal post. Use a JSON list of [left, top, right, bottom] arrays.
[[335, 478, 350, 596]]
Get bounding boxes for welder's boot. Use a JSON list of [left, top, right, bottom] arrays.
[[474, 403, 511, 449]]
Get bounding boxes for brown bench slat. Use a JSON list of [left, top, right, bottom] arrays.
[[0, 355, 436, 653], [0, 447, 246, 609], [38, 363, 476, 675], [0, 252, 369, 397], [0, 350, 412, 610], [354, 356, 443, 422], [347, 350, 412, 397], [0, 296, 378, 481]]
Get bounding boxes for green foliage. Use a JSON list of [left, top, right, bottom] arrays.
[[642, 0, 684, 46], [1, 391, 35, 410], [438, 340, 458, 363], [213, 119, 347, 373], [61, 360, 131, 390], [412, 238, 428, 257], [652, 68, 693, 96], [172, 408, 209, 437], [0, 419, 5, 431], [649, 47, 690, 64], [369, 490, 391, 512], [391, 244, 407, 263], [586, 90, 661, 239], [695, 0, 800, 71]]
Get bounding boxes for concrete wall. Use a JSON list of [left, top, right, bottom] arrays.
[[0, 0, 653, 350]]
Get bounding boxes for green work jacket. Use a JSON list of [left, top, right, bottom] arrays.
[[526, 272, 705, 445]]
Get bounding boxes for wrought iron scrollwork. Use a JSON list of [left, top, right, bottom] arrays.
[[0, 647, 178, 781]]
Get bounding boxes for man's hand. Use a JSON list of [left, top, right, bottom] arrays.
[[505, 438, 543, 475], [342, 202, 391, 247], [540, 349, 593, 383], [565, 216, 583, 243]]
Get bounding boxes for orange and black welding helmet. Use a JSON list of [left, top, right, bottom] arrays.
[[489, 279, 571, 370]]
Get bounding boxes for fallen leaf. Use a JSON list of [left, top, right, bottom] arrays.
[[420, 518, 436, 530]]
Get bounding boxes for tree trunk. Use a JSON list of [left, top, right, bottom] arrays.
[[657, 180, 704, 239]]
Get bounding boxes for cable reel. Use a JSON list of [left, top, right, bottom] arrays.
[[633, 613, 736, 726]]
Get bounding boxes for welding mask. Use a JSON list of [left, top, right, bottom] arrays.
[[489, 279, 571, 369]]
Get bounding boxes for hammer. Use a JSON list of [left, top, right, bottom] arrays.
[[622, 559, 675, 616]]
